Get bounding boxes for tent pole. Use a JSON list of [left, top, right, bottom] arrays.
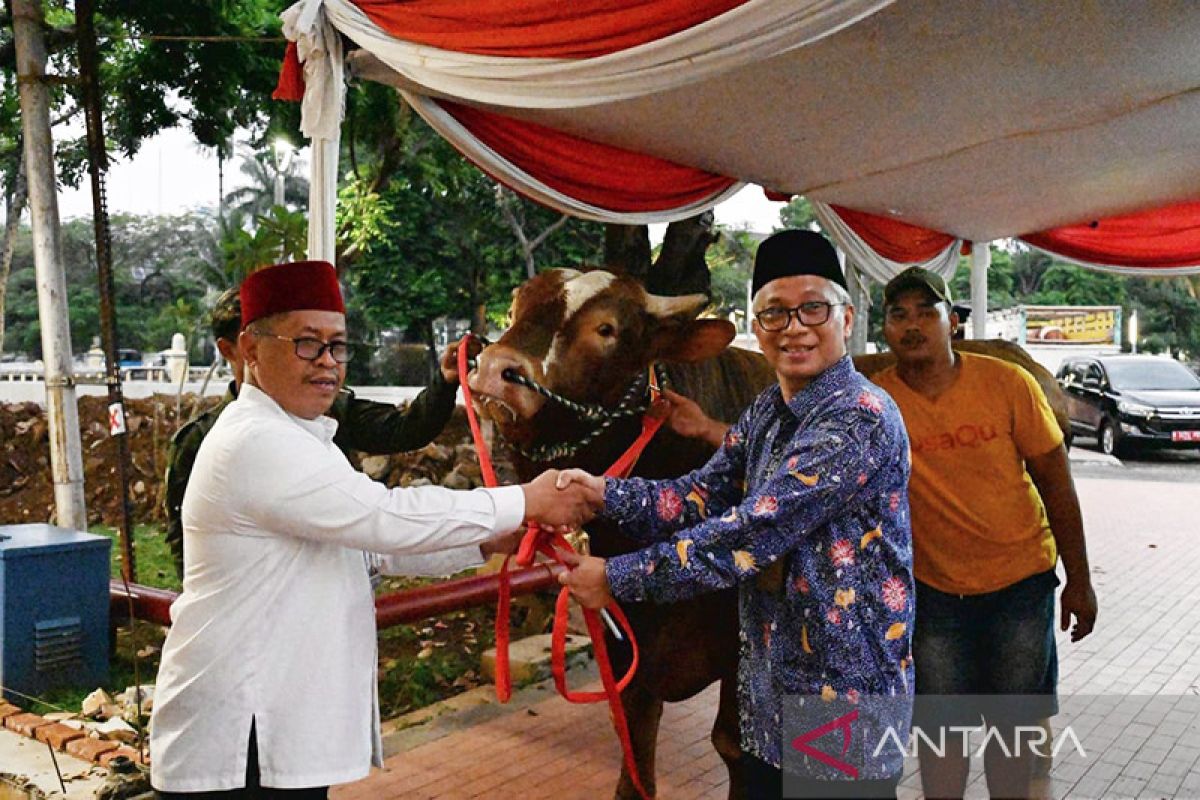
[[970, 241, 990, 340], [13, 0, 88, 530], [847, 260, 870, 355]]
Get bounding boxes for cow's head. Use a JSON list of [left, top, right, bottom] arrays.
[[468, 268, 735, 448]]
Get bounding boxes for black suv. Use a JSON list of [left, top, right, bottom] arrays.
[[1056, 355, 1200, 457]]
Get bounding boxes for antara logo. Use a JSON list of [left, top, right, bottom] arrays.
[[791, 712, 1087, 774], [791, 710, 859, 778]]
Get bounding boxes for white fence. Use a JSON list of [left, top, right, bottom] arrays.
[[0, 363, 446, 407]]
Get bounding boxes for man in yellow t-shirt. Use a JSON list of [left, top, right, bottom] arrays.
[[873, 267, 1097, 800]]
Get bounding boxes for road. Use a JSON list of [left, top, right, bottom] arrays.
[[1069, 437, 1200, 484]]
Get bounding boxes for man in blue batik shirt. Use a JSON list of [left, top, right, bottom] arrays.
[[558, 230, 914, 799]]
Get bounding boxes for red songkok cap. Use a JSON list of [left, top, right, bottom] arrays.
[[239, 260, 345, 329]]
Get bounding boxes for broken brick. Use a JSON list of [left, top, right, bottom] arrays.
[[98, 745, 150, 767], [65, 736, 119, 762], [35, 722, 86, 749], [4, 712, 50, 737]]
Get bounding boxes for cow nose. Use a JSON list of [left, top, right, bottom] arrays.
[[469, 345, 547, 421], [472, 346, 533, 396]]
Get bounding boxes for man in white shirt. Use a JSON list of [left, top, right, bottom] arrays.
[[150, 260, 595, 799]]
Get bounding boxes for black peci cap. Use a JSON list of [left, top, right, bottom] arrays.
[[752, 229, 847, 298]]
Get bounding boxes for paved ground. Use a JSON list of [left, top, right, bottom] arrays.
[[333, 448, 1200, 799], [4, 447, 1194, 798]]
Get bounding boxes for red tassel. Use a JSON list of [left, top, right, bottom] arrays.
[[762, 187, 793, 202], [272, 41, 306, 102]]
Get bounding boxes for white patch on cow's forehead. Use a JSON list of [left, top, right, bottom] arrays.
[[543, 271, 615, 374]]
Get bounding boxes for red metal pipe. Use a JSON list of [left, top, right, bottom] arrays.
[[110, 564, 565, 630], [374, 563, 564, 627], [110, 580, 176, 626]]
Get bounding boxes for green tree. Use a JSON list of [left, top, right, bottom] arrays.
[[220, 206, 308, 282], [778, 196, 817, 231], [706, 226, 758, 326], [340, 115, 603, 379], [222, 150, 309, 220], [0, 0, 292, 351], [3, 212, 221, 358]]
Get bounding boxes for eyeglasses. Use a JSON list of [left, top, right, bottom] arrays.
[[253, 332, 355, 363], [755, 302, 843, 331]]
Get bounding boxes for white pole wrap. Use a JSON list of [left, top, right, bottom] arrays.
[[970, 242, 990, 340]]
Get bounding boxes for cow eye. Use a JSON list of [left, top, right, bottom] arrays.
[[596, 322, 616, 338]]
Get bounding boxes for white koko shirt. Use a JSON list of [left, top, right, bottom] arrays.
[[150, 384, 524, 792]]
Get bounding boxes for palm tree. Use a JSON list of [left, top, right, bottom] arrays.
[[222, 149, 309, 220]]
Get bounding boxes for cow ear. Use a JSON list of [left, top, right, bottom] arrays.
[[650, 318, 736, 363]]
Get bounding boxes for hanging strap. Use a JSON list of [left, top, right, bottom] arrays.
[[459, 339, 660, 799]]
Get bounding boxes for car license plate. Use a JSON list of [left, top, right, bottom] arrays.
[[1172, 430, 1200, 442]]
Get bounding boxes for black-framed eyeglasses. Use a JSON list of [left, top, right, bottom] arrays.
[[254, 332, 355, 363], [755, 302, 843, 331]]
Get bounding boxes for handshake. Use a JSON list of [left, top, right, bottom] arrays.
[[520, 468, 606, 531]]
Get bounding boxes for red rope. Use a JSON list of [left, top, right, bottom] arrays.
[[459, 337, 663, 799]]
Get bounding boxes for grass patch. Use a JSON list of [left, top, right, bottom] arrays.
[[91, 522, 181, 592]]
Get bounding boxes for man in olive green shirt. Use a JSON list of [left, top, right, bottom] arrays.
[[163, 288, 470, 578]]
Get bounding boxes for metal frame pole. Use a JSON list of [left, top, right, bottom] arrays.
[[77, 0, 136, 579]]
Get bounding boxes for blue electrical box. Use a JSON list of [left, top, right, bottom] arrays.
[[0, 524, 111, 702]]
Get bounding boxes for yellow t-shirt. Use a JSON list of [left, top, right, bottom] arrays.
[[872, 352, 1063, 594]]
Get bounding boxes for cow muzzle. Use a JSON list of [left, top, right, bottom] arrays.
[[468, 345, 547, 424]]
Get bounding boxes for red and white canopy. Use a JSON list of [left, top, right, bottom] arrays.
[[276, 0, 1200, 278]]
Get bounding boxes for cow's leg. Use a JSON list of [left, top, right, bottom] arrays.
[[713, 675, 744, 800], [614, 681, 664, 800]]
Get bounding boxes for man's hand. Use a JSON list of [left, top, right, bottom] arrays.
[[479, 525, 526, 559], [554, 468, 606, 505], [521, 469, 601, 530], [440, 335, 482, 385], [1060, 578, 1098, 642], [662, 388, 729, 448], [557, 550, 613, 610]]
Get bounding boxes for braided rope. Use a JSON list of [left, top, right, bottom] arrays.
[[466, 348, 672, 462]]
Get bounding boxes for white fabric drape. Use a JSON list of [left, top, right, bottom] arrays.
[[812, 201, 964, 285], [281, 1, 343, 260], [1020, 241, 1200, 277], [276, 0, 896, 250], [302, 0, 895, 109], [403, 92, 745, 224]]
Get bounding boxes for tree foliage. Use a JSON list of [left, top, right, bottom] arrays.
[[778, 196, 817, 231], [706, 226, 758, 326], [340, 114, 604, 353], [3, 213, 220, 359]]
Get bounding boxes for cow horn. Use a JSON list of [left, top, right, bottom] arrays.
[[645, 292, 708, 320]]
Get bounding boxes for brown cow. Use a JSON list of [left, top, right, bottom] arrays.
[[469, 267, 1070, 798], [470, 268, 773, 799]]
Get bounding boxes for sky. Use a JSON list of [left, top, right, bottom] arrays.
[[55, 127, 786, 235]]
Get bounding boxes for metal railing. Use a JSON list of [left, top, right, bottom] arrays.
[[0, 364, 219, 383], [109, 563, 564, 630]]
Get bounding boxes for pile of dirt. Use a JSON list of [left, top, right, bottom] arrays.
[[0, 395, 514, 528]]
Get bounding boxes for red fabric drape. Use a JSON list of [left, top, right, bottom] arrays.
[[272, 41, 306, 101], [1021, 201, 1200, 269], [441, 102, 736, 213], [353, 0, 749, 58], [831, 205, 958, 263]]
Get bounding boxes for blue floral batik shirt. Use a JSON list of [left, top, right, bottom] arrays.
[[604, 356, 914, 774]]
